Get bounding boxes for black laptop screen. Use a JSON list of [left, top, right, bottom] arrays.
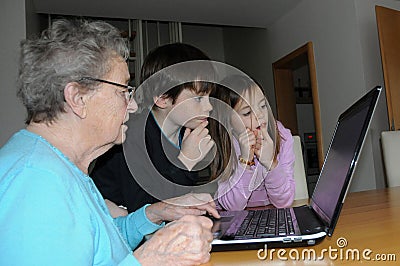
[[311, 87, 380, 227]]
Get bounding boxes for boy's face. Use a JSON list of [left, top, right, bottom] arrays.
[[166, 88, 213, 129]]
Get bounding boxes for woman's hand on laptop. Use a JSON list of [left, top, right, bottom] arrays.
[[134, 215, 213, 265], [145, 193, 220, 224]]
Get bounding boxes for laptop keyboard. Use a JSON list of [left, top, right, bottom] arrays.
[[235, 208, 295, 239]]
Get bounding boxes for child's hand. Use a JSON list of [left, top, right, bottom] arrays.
[[254, 123, 276, 170], [178, 121, 215, 171], [237, 128, 256, 163]]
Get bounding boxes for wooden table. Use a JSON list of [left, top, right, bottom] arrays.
[[204, 187, 400, 265]]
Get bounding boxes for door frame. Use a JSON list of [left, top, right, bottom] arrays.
[[376, 5, 400, 130], [272, 42, 324, 169]]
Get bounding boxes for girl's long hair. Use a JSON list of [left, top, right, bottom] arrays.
[[209, 75, 282, 181]]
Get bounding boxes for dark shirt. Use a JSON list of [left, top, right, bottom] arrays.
[[92, 111, 200, 212]]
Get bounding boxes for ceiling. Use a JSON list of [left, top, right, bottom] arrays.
[[31, 0, 301, 28]]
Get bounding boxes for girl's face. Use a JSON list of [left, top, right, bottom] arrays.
[[230, 85, 270, 136]]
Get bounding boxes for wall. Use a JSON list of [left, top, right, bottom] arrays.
[[268, 0, 400, 191], [0, 0, 27, 146], [182, 24, 225, 62], [354, 0, 400, 188], [222, 26, 275, 114]]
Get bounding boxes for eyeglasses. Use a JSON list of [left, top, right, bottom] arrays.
[[78, 77, 136, 102]]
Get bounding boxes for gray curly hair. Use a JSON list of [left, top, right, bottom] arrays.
[[17, 19, 129, 124]]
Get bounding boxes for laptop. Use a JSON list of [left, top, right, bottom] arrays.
[[211, 86, 382, 252]]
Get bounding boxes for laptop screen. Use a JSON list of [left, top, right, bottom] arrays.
[[310, 87, 381, 233]]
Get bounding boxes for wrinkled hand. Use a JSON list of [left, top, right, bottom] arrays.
[[237, 128, 256, 162], [104, 199, 128, 218], [134, 215, 214, 266], [146, 193, 220, 224], [254, 123, 276, 170], [178, 121, 215, 170]]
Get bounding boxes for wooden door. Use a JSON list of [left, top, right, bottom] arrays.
[[274, 69, 298, 135], [273, 42, 324, 169], [376, 5, 400, 130]]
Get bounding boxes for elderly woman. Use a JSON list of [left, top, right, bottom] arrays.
[[0, 19, 218, 265]]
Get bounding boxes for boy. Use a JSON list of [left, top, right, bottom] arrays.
[[92, 43, 215, 213]]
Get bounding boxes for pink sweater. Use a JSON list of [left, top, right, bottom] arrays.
[[217, 121, 295, 210]]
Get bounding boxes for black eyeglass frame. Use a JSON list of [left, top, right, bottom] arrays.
[[78, 77, 136, 102]]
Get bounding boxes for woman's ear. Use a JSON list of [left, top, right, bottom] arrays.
[[64, 82, 88, 119], [153, 95, 171, 109]]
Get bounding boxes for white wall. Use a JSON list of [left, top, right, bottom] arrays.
[[267, 0, 400, 191], [182, 24, 225, 62], [354, 0, 400, 188], [222, 26, 275, 114], [0, 0, 27, 146]]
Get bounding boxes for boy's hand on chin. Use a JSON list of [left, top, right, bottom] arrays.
[[178, 121, 215, 170]]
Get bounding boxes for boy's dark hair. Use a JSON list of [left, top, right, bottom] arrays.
[[140, 43, 213, 107]]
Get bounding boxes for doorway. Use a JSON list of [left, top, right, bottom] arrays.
[[272, 42, 323, 196]]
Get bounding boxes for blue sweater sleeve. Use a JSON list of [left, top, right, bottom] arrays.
[[113, 204, 164, 249]]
